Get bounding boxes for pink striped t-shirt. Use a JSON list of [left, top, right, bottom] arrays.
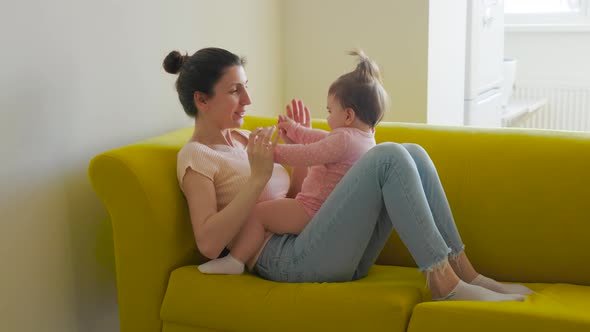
[[177, 129, 290, 211], [274, 125, 376, 217]]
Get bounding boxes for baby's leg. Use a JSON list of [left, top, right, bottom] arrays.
[[198, 216, 265, 275], [230, 199, 309, 262], [254, 198, 311, 235], [198, 199, 310, 275]]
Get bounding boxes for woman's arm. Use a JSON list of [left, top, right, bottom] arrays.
[[182, 126, 278, 259], [182, 170, 269, 259]]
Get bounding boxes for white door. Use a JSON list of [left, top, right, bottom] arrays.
[[464, 88, 503, 127], [465, 0, 505, 100]]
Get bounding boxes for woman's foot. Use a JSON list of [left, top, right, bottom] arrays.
[[470, 274, 534, 295], [448, 251, 533, 296], [434, 280, 526, 302], [426, 260, 526, 302]]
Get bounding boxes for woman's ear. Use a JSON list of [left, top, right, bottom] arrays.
[[194, 92, 208, 111], [345, 108, 356, 125]]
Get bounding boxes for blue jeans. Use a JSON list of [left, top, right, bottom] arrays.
[[254, 143, 465, 282]]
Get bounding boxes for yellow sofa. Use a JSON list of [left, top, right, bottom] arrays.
[[88, 116, 590, 332]]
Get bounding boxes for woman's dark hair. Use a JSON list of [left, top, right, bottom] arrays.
[[163, 48, 246, 117], [328, 49, 388, 127]]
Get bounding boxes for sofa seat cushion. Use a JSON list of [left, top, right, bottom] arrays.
[[161, 265, 427, 332], [408, 283, 590, 332]]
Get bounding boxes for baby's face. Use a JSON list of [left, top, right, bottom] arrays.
[[326, 94, 348, 129]]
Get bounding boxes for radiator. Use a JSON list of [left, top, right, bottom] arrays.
[[511, 82, 590, 132]]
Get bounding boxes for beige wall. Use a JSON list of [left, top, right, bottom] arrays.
[[0, 1, 281, 331], [282, 0, 430, 123]]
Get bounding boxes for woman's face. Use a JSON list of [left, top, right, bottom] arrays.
[[205, 65, 251, 129]]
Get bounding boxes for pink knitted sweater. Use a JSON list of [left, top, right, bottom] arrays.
[[274, 125, 376, 217]]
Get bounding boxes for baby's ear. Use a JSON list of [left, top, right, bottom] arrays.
[[345, 108, 356, 124]]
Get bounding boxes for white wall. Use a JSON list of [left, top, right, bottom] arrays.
[[505, 31, 590, 85], [282, 0, 430, 123], [0, 1, 281, 331]]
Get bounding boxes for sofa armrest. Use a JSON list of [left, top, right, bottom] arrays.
[[88, 130, 198, 332], [86, 117, 292, 332]]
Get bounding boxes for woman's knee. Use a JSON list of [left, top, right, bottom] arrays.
[[401, 143, 426, 155], [401, 143, 430, 161], [366, 142, 414, 165], [401, 143, 437, 174], [370, 142, 405, 155]]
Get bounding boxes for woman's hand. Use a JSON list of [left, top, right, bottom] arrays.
[[247, 126, 279, 184], [286, 99, 311, 129]]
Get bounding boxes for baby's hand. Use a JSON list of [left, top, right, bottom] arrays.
[[286, 99, 312, 129], [277, 114, 296, 129], [277, 115, 295, 144]]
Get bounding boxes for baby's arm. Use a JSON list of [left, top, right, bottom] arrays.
[[278, 116, 329, 144], [288, 124, 329, 144], [274, 131, 350, 167]]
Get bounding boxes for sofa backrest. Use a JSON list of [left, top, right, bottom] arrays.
[[370, 121, 590, 286]]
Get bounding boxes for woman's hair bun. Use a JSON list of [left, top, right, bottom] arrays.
[[163, 50, 188, 74]]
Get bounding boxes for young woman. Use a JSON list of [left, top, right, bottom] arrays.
[[197, 50, 384, 275]]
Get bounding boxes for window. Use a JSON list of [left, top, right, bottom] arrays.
[[505, 0, 590, 28]]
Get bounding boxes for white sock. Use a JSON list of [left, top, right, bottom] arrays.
[[197, 254, 244, 275], [434, 280, 526, 302], [470, 274, 534, 295]]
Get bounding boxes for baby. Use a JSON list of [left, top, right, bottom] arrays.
[[198, 50, 389, 274]]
